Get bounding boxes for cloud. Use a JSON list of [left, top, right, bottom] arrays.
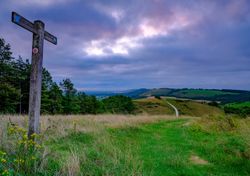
[[1, 0, 250, 90], [9, 0, 76, 7]]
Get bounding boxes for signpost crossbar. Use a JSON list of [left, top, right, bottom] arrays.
[[12, 12, 57, 45]]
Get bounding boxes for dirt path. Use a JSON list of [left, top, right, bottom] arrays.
[[166, 101, 179, 117]]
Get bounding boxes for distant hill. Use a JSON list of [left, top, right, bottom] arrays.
[[86, 88, 250, 104], [85, 88, 149, 99]]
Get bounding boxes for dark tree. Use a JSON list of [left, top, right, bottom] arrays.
[[102, 95, 135, 114], [60, 78, 80, 114]]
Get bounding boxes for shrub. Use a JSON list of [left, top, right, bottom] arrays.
[[102, 95, 136, 114], [0, 124, 44, 175]]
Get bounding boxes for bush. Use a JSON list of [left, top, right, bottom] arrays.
[[208, 101, 219, 107], [102, 95, 136, 114], [0, 124, 44, 175]]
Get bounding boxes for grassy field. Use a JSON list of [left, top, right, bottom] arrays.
[[224, 101, 250, 116], [134, 97, 223, 117], [0, 114, 249, 175], [134, 98, 174, 115], [225, 101, 250, 108]]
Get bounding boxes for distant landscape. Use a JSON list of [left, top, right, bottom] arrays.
[[1, 0, 250, 175], [86, 88, 250, 104], [1, 36, 250, 175]]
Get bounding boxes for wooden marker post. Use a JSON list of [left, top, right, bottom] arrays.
[[11, 12, 57, 137]]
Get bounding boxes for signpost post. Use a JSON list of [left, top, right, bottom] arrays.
[[11, 12, 57, 137]]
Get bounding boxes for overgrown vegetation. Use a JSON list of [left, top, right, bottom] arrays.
[[0, 124, 44, 175], [0, 115, 249, 175]]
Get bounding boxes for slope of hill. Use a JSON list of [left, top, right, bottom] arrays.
[[139, 88, 250, 104], [86, 88, 250, 104], [224, 101, 250, 116], [134, 97, 223, 116]]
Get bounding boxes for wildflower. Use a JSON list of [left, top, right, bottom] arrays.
[[0, 151, 6, 156], [35, 144, 42, 149], [2, 169, 9, 176], [31, 133, 37, 138], [14, 159, 25, 164], [28, 140, 36, 146], [18, 140, 24, 145], [7, 127, 15, 134], [23, 134, 28, 140], [1, 158, 6, 163]]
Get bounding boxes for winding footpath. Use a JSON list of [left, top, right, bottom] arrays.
[[166, 101, 179, 117]]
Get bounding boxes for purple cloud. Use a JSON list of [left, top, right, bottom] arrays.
[[0, 0, 250, 91]]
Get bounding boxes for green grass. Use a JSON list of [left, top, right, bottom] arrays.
[[1, 115, 249, 175], [44, 117, 250, 175], [225, 101, 250, 108], [224, 101, 250, 116], [109, 118, 250, 175]]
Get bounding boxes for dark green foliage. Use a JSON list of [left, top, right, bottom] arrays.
[[60, 78, 80, 114], [224, 106, 250, 117], [224, 101, 250, 117], [78, 92, 100, 114], [0, 83, 20, 113], [47, 82, 63, 114], [102, 95, 135, 114], [208, 101, 219, 107], [0, 38, 19, 113], [154, 95, 161, 99]]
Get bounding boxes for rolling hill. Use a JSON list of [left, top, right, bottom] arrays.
[[134, 97, 223, 117], [86, 88, 250, 104]]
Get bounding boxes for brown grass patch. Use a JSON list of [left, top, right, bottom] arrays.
[[189, 155, 209, 165]]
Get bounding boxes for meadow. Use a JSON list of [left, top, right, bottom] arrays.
[[225, 101, 250, 108], [0, 114, 249, 175]]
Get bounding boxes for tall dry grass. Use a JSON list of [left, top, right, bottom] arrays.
[[0, 114, 183, 175], [0, 114, 185, 138]]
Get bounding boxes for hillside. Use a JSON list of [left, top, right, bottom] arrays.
[[224, 101, 250, 116], [86, 88, 250, 104], [134, 97, 223, 116], [140, 88, 250, 104]]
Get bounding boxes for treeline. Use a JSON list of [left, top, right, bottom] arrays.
[[0, 38, 135, 115]]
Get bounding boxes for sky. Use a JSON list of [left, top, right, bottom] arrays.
[[0, 0, 250, 91]]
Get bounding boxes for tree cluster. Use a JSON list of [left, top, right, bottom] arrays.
[[0, 38, 135, 115]]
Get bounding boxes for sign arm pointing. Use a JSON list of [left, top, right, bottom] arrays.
[[12, 12, 57, 45]]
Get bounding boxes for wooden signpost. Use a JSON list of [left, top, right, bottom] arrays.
[[11, 12, 57, 137]]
